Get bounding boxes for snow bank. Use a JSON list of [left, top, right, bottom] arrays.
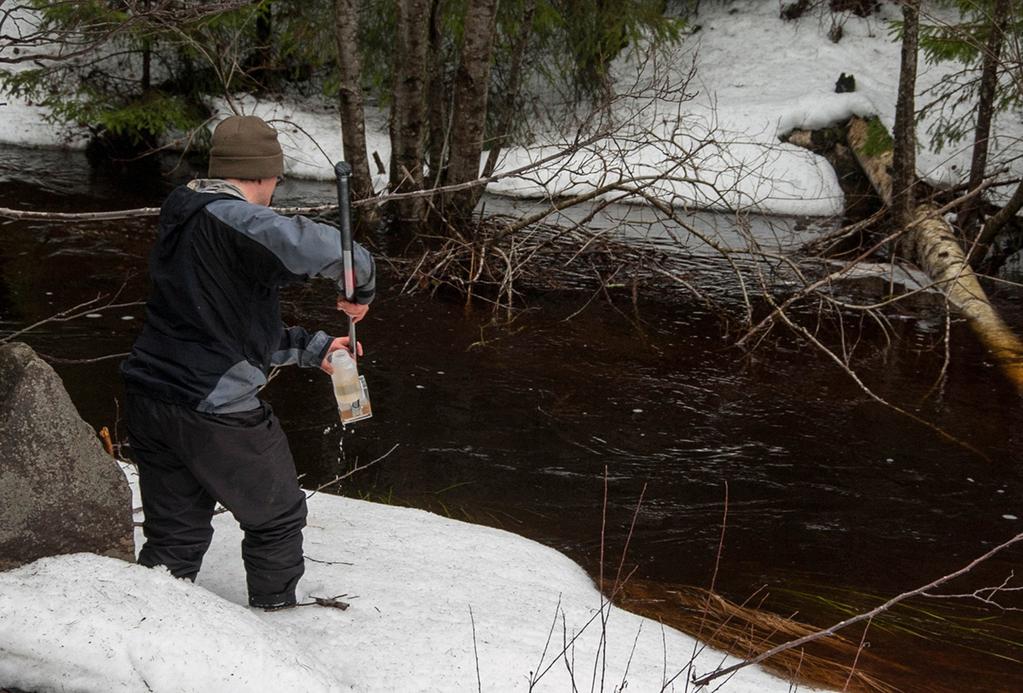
[[0, 7, 90, 149], [0, 465, 822, 692], [0, 555, 339, 693]]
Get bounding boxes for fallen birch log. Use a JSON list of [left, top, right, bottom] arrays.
[[847, 115, 1023, 395]]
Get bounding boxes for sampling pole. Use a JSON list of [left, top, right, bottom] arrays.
[[331, 160, 373, 423], [334, 161, 357, 363]]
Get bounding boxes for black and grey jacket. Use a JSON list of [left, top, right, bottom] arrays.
[[121, 179, 375, 414]]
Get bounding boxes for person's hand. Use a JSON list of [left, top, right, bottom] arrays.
[[337, 298, 368, 323], [320, 336, 363, 374]]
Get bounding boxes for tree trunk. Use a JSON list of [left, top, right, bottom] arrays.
[[848, 116, 1023, 395], [958, 0, 1009, 237], [251, 0, 273, 88], [426, 0, 449, 188], [140, 0, 151, 91], [389, 0, 431, 226], [333, 0, 378, 228], [442, 0, 500, 222], [141, 41, 151, 92], [482, 0, 537, 179], [891, 0, 919, 232]]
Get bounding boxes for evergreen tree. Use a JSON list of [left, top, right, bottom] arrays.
[[0, 1, 271, 154], [917, 0, 1022, 154], [916, 0, 1021, 254]]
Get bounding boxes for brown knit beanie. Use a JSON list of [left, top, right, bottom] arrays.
[[208, 115, 284, 180]]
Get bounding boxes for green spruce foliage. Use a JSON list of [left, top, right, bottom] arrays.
[[539, 0, 685, 98], [915, 0, 1021, 152], [0, 1, 270, 151], [860, 115, 894, 157]]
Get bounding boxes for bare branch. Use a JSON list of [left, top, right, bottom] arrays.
[[1, 291, 143, 345], [690, 533, 1023, 686], [922, 571, 1023, 612], [305, 443, 400, 499]]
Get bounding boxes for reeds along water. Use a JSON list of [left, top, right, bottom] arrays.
[[618, 580, 905, 693]]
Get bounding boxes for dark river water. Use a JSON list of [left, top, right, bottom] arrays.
[[2, 146, 1021, 692]]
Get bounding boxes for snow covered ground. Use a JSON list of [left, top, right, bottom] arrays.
[[0, 465, 819, 692], [2, 1, 1020, 218]]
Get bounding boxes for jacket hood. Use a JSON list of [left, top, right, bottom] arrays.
[[159, 181, 246, 230]]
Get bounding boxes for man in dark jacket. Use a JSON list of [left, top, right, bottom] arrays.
[[121, 115, 375, 610]]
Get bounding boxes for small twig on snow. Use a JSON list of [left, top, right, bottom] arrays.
[[470, 605, 483, 693], [295, 594, 351, 610]]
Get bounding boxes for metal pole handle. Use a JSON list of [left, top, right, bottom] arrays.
[[334, 161, 357, 362]]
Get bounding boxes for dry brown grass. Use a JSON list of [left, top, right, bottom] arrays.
[[618, 580, 910, 692]]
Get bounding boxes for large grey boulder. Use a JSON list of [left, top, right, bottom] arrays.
[[0, 342, 134, 570]]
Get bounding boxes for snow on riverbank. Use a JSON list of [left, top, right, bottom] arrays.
[[0, 465, 819, 692], [2, 2, 1017, 215], [674, 0, 1018, 212]]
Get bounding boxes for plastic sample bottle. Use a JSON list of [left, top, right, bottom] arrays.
[[328, 349, 364, 422]]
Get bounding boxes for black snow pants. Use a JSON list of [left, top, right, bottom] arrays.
[[125, 393, 307, 609]]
